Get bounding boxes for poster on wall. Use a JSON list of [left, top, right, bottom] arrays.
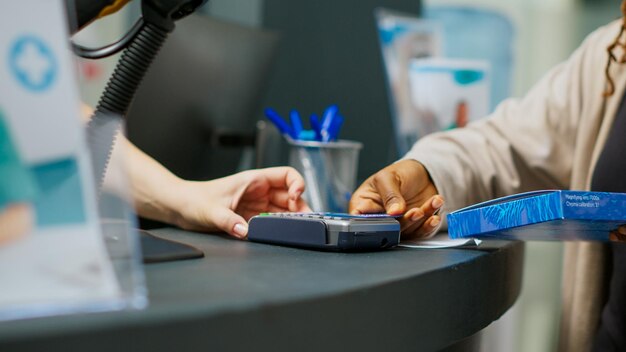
[[375, 8, 442, 155], [408, 57, 490, 135]]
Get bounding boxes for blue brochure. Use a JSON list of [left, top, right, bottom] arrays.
[[447, 190, 626, 241]]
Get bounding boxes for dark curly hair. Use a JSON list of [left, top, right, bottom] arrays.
[[603, 0, 626, 97]]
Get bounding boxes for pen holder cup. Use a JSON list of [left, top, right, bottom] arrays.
[[288, 139, 363, 213]]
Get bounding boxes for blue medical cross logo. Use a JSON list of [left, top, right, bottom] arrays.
[[9, 35, 57, 92]]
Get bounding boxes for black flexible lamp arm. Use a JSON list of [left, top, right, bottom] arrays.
[[74, 0, 207, 186], [91, 0, 207, 116]]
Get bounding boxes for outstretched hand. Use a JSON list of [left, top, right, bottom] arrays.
[[171, 167, 310, 239], [349, 159, 444, 240], [610, 226, 626, 242]]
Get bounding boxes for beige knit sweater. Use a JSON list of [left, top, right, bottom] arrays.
[[404, 20, 625, 352]]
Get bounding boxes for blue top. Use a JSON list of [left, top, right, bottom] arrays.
[[0, 111, 37, 209]]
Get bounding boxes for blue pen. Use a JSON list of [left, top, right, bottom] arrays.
[[326, 114, 344, 141], [264, 108, 296, 139], [320, 105, 338, 142], [309, 114, 322, 141], [290, 110, 303, 137]]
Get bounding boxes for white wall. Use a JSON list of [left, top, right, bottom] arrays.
[[72, 1, 141, 107]]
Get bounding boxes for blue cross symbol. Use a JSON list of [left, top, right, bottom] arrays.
[[9, 35, 57, 92]]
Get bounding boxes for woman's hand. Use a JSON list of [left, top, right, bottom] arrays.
[[165, 167, 310, 239], [349, 159, 444, 240], [609, 225, 626, 242], [112, 133, 309, 240]]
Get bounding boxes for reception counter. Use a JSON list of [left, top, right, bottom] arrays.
[[0, 228, 524, 351]]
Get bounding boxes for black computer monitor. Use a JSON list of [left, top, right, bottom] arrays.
[[126, 14, 279, 181]]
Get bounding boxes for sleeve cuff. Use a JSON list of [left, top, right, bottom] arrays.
[[0, 164, 37, 209]]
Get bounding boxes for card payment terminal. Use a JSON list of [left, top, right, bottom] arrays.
[[248, 213, 401, 251]]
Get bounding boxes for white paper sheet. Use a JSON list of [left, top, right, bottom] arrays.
[[399, 233, 481, 249]]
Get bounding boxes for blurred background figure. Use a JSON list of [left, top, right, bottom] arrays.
[[0, 111, 36, 245]]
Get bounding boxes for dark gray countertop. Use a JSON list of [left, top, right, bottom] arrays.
[[0, 228, 524, 352]]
